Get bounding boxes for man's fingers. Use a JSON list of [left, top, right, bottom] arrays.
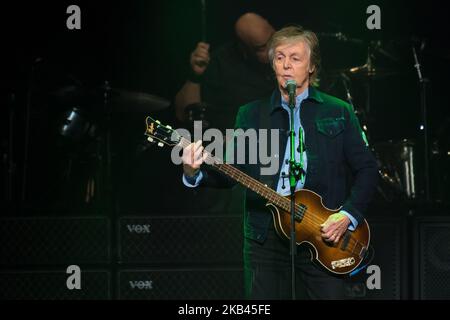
[[194, 48, 210, 57], [192, 53, 209, 62], [323, 230, 335, 238], [188, 142, 199, 162], [188, 141, 205, 166], [321, 221, 336, 233], [197, 42, 210, 50], [323, 233, 334, 242], [324, 233, 339, 243], [322, 227, 343, 243], [185, 141, 202, 161], [321, 213, 349, 243], [193, 57, 210, 67], [182, 141, 207, 172], [321, 228, 332, 238], [190, 144, 195, 164], [183, 144, 194, 161], [193, 140, 203, 151], [193, 146, 204, 161]]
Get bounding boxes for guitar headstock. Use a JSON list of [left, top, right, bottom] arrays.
[[144, 116, 181, 147]]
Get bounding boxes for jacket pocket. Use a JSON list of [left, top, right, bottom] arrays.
[[316, 117, 345, 138]]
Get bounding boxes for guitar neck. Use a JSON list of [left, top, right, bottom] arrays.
[[179, 137, 290, 211]]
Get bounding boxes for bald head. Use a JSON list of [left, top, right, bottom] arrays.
[[235, 13, 275, 64]]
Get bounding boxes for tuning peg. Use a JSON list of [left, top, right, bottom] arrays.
[[157, 142, 164, 147], [147, 137, 154, 143], [156, 120, 161, 124], [166, 125, 172, 129]]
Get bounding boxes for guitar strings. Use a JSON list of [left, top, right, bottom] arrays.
[[180, 137, 364, 253], [211, 158, 363, 251]]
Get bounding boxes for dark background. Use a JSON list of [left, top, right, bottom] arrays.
[[2, 0, 450, 214], [1, 0, 450, 301]]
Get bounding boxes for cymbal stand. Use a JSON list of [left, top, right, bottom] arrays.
[[341, 73, 371, 142], [99, 80, 119, 300], [412, 45, 431, 200], [99, 80, 114, 211], [348, 44, 375, 119]]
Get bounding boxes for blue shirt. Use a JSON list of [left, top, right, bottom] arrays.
[[276, 88, 308, 195]]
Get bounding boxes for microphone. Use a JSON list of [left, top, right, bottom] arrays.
[[285, 79, 297, 108]]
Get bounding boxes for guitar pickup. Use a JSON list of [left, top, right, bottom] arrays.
[[294, 204, 307, 222], [340, 231, 351, 251]]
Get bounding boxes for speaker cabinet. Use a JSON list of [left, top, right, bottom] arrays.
[[414, 216, 450, 299], [344, 216, 407, 299], [118, 268, 244, 300], [118, 215, 243, 266], [0, 216, 110, 266], [0, 269, 111, 300]]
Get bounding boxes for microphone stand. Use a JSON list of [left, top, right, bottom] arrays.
[[412, 44, 431, 201], [288, 88, 303, 300]]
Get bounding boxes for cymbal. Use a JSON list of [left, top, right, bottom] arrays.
[[50, 85, 86, 104], [318, 32, 364, 45], [348, 64, 398, 79], [51, 85, 170, 113], [107, 89, 170, 113], [327, 64, 398, 80]]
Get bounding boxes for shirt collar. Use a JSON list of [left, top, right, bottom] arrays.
[[281, 88, 309, 110], [270, 86, 324, 114]]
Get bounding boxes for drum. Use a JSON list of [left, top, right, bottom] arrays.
[[184, 102, 211, 129], [373, 139, 418, 201], [59, 106, 97, 142]]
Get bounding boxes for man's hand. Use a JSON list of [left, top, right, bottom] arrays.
[[320, 212, 351, 244], [182, 140, 207, 177], [190, 42, 210, 76]]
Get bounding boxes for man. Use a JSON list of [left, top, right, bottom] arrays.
[[175, 12, 276, 131], [175, 13, 276, 215], [182, 26, 379, 299]]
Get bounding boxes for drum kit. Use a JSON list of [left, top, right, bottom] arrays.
[[53, 83, 170, 142], [317, 32, 437, 203], [9, 74, 172, 210], [179, 32, 432, 203], [60, 82, 170, 202], [170, 30, 445, 203]]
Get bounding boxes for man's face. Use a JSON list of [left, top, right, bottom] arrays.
[[239, 24, 275, 64], [273, 40, 313, 94], [252, 42, 270, 64]]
